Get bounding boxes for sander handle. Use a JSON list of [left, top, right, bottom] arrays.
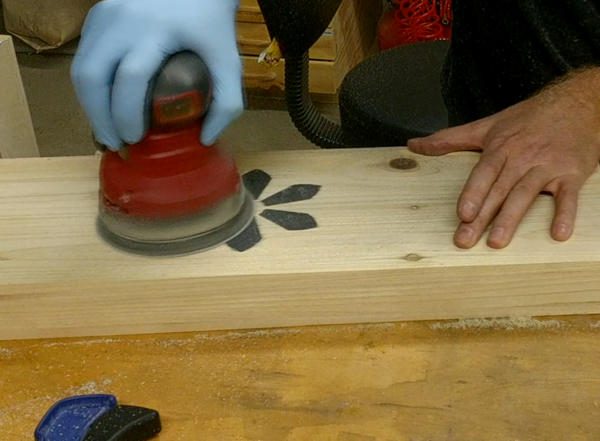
[[148, 51, 213, 130]]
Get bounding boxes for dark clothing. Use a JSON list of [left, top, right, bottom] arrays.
[[443, 0, 600, 125]]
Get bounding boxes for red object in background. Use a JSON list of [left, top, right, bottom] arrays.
[[100, 123, 242, 219], [378, 0, 452, 51]]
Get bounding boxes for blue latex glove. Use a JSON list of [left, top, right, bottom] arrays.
[[71, 0, 243, 150]]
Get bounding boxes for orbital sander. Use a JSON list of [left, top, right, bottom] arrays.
[[97, 52, 254, 255]]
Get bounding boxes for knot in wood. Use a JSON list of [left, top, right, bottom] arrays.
[[389, 157, 418, 170]]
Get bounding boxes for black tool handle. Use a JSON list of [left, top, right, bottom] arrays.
[[150, 51, 212, 129]]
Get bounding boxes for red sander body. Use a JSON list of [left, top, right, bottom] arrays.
[[97, 52, 253, 255]]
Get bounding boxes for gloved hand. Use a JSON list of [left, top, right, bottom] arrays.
[[71, 0, 243, 150]]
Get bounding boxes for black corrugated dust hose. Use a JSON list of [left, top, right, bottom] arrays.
[[284, 52, 363, 148]]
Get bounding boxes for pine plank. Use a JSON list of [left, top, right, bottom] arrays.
[[1, 148, 600, 340]]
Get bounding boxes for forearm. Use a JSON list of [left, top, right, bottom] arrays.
[[540, 67, 600, 125]]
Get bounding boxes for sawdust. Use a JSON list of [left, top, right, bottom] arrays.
[[36, 324, 399, 350], [0, 348, 14, 359], [157, 328, 305, 348], [154, 324, 399, 348], [0, 378, 114, 431], [42, 338, 124, 348], [353, 322, 399, 330], [66, 379, 113, 395], [193, 328, 303, 342], [429, 317, 563, 331], [156, 338, 193, 348]]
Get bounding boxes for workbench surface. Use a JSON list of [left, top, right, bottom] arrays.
[[2, 316, 600, 440]]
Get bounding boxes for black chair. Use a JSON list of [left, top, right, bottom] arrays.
[[258, 0, 449, 148]]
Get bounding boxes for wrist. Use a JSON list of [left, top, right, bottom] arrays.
[[537, 67, 600, 142], [546, 67, 600, 111]]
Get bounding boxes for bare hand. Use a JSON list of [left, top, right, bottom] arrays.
[[408, 69, 600, 249]]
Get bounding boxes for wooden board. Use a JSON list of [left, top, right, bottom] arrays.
[[0, 35, 39, 158], [2, 316, 600, 440], [331, 0, 381, 82], [236, 0, 264, 23], [242, 55, 336, 94], [1, 148, 600, 340], [237, 21, 336, 61], [236, 0, 380, 96]]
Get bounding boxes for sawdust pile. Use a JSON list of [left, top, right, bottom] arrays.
[[429, 316, 562, 331]]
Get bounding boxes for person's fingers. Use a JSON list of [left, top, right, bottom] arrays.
[[407, 117, 492, 155], [71, 3, 128, 150], [486, 166, 550, 249], [456, 150, 507, 223], [200, 64, 244, 145], [551, 182, 580, 241], [111, 41, 171, 144], [453, 158, 524, 248], [71, 37, 127, 150], [189, 34, 244, 146]]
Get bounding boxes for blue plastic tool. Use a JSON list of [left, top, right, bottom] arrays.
[[35, 394, 117, 441], [35, 394, 161, 441]]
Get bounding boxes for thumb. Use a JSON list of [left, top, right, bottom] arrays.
[[407, 117, 492, 156], [200, 58, 244, 146]]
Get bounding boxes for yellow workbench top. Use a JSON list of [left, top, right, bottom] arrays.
[[2, 316, 600, 440]]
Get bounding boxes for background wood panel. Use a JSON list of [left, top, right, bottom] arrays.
[[0, 36, 38, 158], [242, 55, 337, 93], [236, 0, 381, 96], [1, 149, 600, 340], [237, 21, 336, 61]]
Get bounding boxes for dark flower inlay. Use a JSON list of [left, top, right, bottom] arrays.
[[226, 170, 321, 252]]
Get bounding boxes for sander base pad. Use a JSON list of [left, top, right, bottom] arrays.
[[97, 191, 254, 256]]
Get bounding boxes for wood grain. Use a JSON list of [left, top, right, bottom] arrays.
[[236, 0, 380, 96], [2, 317, 600, 440], [237, 22, 336, 61], [1, 148, 600, 340], [241, 55, 337, 94], [0, 36, 39, 158]]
